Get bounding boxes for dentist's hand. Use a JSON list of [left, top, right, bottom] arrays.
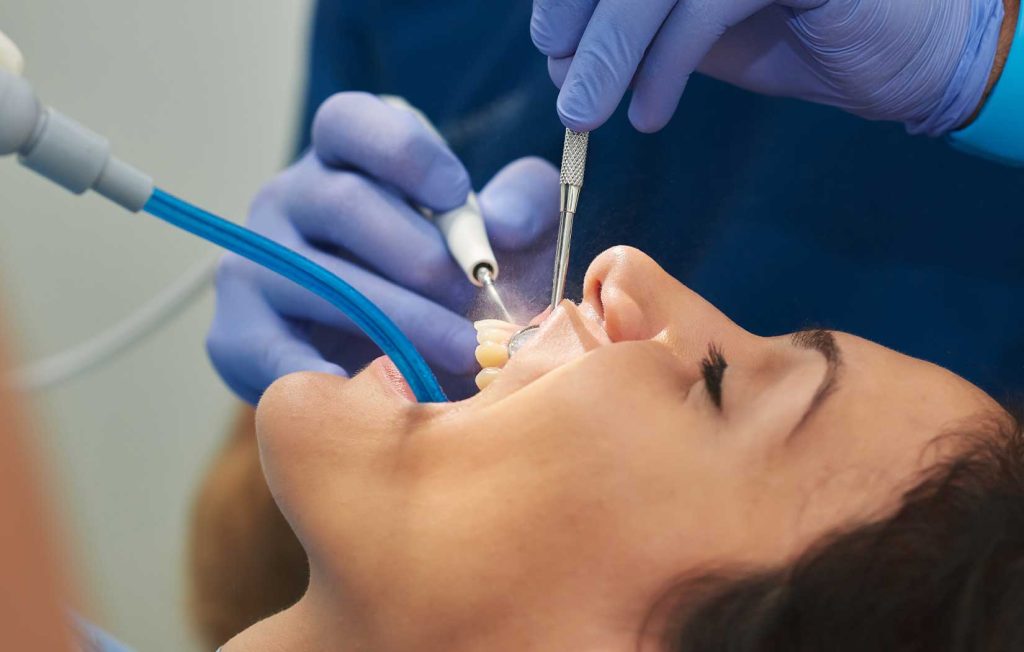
[[532, 0, 1008, 134], [208, 92, 559, 403]]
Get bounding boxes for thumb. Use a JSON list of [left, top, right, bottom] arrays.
[[479, 157, 560, 251]]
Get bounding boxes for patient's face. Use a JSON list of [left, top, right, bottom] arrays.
[[256, 246, 999, 651]]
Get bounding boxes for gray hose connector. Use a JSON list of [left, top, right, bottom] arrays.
[[0, 68, 153, 212]]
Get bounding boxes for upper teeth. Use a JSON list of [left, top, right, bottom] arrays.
[[473, 319, 520, 390]]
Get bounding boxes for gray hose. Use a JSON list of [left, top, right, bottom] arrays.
[[0, 68, 152, 211]]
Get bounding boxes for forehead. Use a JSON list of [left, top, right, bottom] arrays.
[[767, 333, 1008, 541], [833, 332, 992, 409], [785, 333, 994, 469]]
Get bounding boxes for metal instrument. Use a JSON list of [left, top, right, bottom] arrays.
[[550, 129, 590, 309]]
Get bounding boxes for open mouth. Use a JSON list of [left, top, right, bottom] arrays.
[[370, 355, 417, 401], [470, 300, 611, 397]]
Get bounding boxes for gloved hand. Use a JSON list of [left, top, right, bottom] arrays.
[[531, 0, 1006, 134], [208, 92, 559, 403]]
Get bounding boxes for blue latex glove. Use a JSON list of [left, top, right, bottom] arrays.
[[208, 92, 559, 403], [531, 0, 1005, 134]]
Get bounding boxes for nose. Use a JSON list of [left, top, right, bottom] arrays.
[[582, 246, 753, 362]]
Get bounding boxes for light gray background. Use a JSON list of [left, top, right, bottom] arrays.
[[0, 2, 313, 650]]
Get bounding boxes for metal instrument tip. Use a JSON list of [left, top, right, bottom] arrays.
[[476, 266, 513, 322], [550, 128, 590, 310]]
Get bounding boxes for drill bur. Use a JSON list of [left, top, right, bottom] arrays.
[[476, 266, 513, 322]]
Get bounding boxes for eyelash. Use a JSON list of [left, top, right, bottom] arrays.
[[700, 344, 728, 409]]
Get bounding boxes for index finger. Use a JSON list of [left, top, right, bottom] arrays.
[[531, 0, 600, 58], [312, 92, 471, 212], [556, 0, 677, 131]]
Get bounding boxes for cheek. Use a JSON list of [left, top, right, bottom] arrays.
[[472, 371, 723, 572]]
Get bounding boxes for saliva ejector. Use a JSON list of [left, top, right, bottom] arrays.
[[0, 43, 514, 403]]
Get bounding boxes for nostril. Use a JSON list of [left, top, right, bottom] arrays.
[[592, 279, 606, 321], [582, 275, 606, 322]]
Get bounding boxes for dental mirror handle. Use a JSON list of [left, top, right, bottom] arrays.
[[551, 129, 589, 309], [380, 96, 499, 287]]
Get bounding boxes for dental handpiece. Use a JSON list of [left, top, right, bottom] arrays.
[[551, 129, 589, 310], [380, 96, 512, 322]]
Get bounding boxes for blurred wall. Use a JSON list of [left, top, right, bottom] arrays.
[[0, 2, 312, 650]]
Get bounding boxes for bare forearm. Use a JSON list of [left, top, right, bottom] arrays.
[[0, 324, 75, 651]]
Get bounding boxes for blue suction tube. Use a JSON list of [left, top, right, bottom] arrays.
[[144, 188, 448, 403], [0, 70, 445, 398]]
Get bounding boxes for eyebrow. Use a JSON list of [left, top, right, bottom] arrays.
[[786, 329, 843, 442]]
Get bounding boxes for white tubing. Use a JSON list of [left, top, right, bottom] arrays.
[[10, 255, 218, 391]]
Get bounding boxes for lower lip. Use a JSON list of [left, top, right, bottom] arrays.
[[371, 356, 416, 401]]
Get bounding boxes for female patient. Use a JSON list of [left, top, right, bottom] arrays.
[[210, 246, 1023, 651]]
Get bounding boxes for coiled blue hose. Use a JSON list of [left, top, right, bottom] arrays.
[[144, 188, 448, 403]]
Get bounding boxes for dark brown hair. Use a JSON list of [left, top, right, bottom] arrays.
[[672, 405, 1024, 651]]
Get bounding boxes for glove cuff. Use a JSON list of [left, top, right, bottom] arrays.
[[907, 0, 1005, 137], [948, 3, 1024, 164]]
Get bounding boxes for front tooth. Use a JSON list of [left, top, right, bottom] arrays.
[[475, 342, 510, 368], [474, 319, 519, 333], [476, 328, 512, 345], [475, 367, 501, 390]]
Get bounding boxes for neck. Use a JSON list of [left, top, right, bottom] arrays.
[[223, 585, 654, 652], [221, 596, 355, 652]]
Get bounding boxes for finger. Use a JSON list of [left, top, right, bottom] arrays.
[[479, 157, 560, 250], [530, 0, 600, 59], [312, 92, 471, 211], [209, 261, 347, 404], [629, 0, 769, 133], [698, 6, 824, 96], [548, 56, 573, 88], [305, 324, 384, 375], [256, 246, 478, 377], [277, 157, 471, 309], [557, 0, 677, 131]]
